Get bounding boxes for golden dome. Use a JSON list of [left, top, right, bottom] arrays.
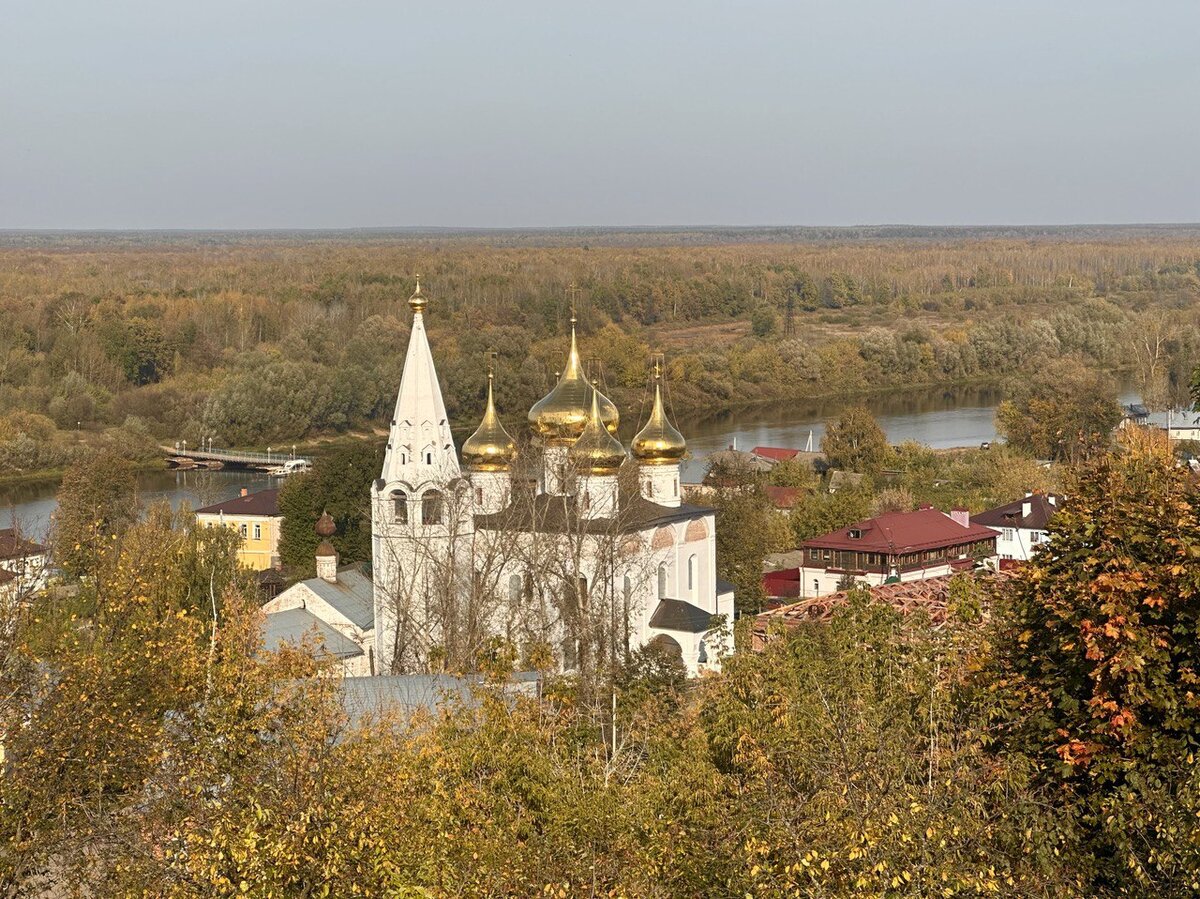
[[408, 276, 427, 315], [569, 389, 627, 475], [632, 365, 687, 465], [462, 371, 517, 472], [528, 318, 619, 445]]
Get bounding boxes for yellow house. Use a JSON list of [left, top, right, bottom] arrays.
[[196, 487, 283, 570]]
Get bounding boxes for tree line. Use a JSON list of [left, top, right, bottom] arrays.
[[1, 236, 1198, 478]]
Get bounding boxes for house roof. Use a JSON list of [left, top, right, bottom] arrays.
[[300, 565, 375, 630], [803, 507, 997, 555], [751, 446, 828, 468], [764, 486, 803, 509], [263, 607, 364, 659], [649, 598, 717, 633], [751, 570, 1014, 650], [0, 528, 45, 560], [475, 485, 712, 536], [827, 470, 864, 491], [704, 449, 775, 474], [196, 487, 281, 517], [750, 446, 797, 461], [339, 673, 541, 724], [973, 494, 1061, 531]]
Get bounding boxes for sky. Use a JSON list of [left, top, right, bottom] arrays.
[[2, 0, 1198, 229]]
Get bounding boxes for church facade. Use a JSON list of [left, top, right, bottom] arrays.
[[266, 281, 734, 677]]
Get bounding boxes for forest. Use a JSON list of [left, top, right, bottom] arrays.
[[1, 229, 1199, 480]]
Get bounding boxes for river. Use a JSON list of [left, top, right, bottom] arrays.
[[0, 383, 1140, 540]]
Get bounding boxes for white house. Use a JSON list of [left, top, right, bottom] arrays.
[[973, 492, 1062, 563], [0, 528, 49, 600]]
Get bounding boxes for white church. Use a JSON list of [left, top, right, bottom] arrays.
[[263, 281, 735, 677]]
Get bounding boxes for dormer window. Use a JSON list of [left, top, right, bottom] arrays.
[[848, 528, 862, 539]]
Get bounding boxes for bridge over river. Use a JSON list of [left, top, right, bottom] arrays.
[[160, 444, 308, 471]]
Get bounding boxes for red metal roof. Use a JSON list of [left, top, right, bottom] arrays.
[[763, 568, 802, 599], [802, 507, 997, 555], [752, 446, 801, 461]]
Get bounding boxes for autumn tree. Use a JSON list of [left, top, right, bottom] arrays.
[[995, 357, 1120, 462], [820, 406, 890, 474], [0, 504, 249, 891], [52, 447, 137, 578], [990, 429, 1200, 891]]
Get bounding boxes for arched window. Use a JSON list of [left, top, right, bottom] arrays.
[[422, 489, 443, 525], [425, 451, 433, 465], [657, 563, 668, 599], [508, 573, 523, 604], [697, 639, 708, 664], [687, 554, 696, 592], [392, 490, 408, 524]]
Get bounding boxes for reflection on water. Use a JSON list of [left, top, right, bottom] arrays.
[[0, 382, 1144, 535], [680, 385, 1007, 480], [0, 469, 280, 541]]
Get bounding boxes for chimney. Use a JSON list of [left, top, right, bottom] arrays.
[[950, 507, 970, 528], [240, 488, 249, 497], [1021, 500, 1032, 519], [1048, 494, 1057, 506]]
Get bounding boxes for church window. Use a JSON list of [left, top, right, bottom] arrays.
[[698, 639, 708, 664], [400, 452, 407, 464], [657, 563, 668, 599], [475, 486, 483, 504], [674, 477, 678, 495], [645, 478, 652, 494], [392, 491, 408, 524], [425, 451, 433, 465], [687, 554, 696, 593], [508, 573, 523, 603], [813, 579, 819, 593], [422, 489, 443, 525]]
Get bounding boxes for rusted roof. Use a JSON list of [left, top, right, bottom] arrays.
[[751, 570, 1012, 651], [0, 528, 45, 561], [764, 486, 803, 509]]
